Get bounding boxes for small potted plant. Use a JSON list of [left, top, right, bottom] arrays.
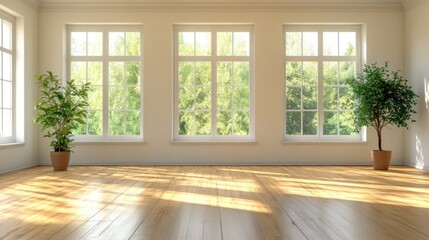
[[34, 71, 91, 171], [346, 62, 418, 170]]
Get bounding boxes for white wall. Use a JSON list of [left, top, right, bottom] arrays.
[[0, 0, 38, 173], [404, 0, 429, 170], [38, 8, 405, 165]]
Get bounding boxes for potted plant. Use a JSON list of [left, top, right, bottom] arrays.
[[346, 62, 418, 170], [34, 71, 91, 171]]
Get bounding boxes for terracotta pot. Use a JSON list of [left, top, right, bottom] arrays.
[[50, 151, 71, 171], [371, 150, 391, 170]]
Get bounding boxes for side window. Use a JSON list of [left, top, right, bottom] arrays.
[[0, 12, 14, 144]]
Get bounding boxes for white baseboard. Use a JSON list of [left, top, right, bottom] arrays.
[[0, 162, 39, 174]]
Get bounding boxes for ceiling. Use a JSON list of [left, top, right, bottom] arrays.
[[23, 0, 427, 11]]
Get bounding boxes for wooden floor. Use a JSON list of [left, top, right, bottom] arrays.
[[0, 166, 428, 240]]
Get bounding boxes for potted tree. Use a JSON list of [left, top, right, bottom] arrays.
[[34, 71, 91, 171], [346, 62, 418, 170]]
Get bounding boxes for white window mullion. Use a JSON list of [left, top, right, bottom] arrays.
[[211, 29, 217, 137], [103, 29, 109, 137], [317, 30, 324, 138]]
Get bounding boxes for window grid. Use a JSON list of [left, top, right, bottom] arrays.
[[174, 26, 254, 142], [67, 26, 143, 142], [0, 12, 15, 144], [284, 25, 362, 141]]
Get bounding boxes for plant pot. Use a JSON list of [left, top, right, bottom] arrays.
[[50, 151, 71, 171], [371, 150, 391, 170]]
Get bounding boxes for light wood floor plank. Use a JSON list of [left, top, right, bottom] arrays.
[[0, 166, 428, 240]]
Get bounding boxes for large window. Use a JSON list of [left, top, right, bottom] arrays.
[[173, 26, 254, 141], [284, 25, 362, 141], [68, 26, 143, 141], [0, 11, 14, 144]]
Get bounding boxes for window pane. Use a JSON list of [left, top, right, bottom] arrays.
[[303, 111, 317, 135], [196, 32, 211, 56], [286, 111, 301, 135], [109, 62, 124, 85], [109, 32, 125, 56], [2, 20, 12, 50], [234, 86, 249, 110], [339, 111, 354, 135], [303, 86, 317, 110], [217, 32, 232, 56], [88, 62, 103, 85], [126, 111, 141, 135], [179, 32, 194, 56], [195, 62, 211, 85], [195, 86, 211, 110], [196, 111, 211, 135], [234, 62, 249, 85], [179, 87, 194, 110], [179, 111, 195, 135], [323, 62, 339, 85], [286, 87, 301, 110], [109, 111, 125, 135], [109, 86, 125, 110], [303, 32, 317, 56], [339, 32, 356, 56], [3, 81, 11, 108], [217, 86, 232, 110], [233, 32, 249, 56], [71, 32, 86, 56], [88, 86, 103, 110], [126, 86, 141, 110], [126, 32, 141, 56], [339, 87, 353, 110], [286, 61, 302, 86], [88, 111, 102, 135], [323, 86, 338, 110], [286, 32, 301, 56], [179, 62, 194, 86], [339, 61, 355, 85], [323, 111, 338, 135], [217, 62, 233, 85], [323, 32, 338, 56], [71, 61, 86, 85], [88, 32, 102, 56], [234, 111, 249, 135], [126, 61, 140, 85], [2, 109, 12, 136], [303, 62, 317, 85], [3, 53, 11, 81], [217, 111, 232, 135]]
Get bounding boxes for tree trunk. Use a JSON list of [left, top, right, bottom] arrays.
[[377, 128, 382, 151]]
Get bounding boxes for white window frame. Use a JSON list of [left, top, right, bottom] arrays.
[[67, 25, 144, 142], [173, 25, 255, 142], [0, 11, 15, 144], [284, 25, 364, 142]]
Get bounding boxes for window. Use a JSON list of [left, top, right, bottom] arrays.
[[67, 26, 143, 141], [0, 11, 14, 144], [284, 25, 362, 141], [173, 26, 254, 141]]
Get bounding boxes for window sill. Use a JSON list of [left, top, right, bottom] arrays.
[[282, 140, 367, 144], [0, 142, 25, 148], [73, 136, 144, 143], [171, 140, 256, 144]]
